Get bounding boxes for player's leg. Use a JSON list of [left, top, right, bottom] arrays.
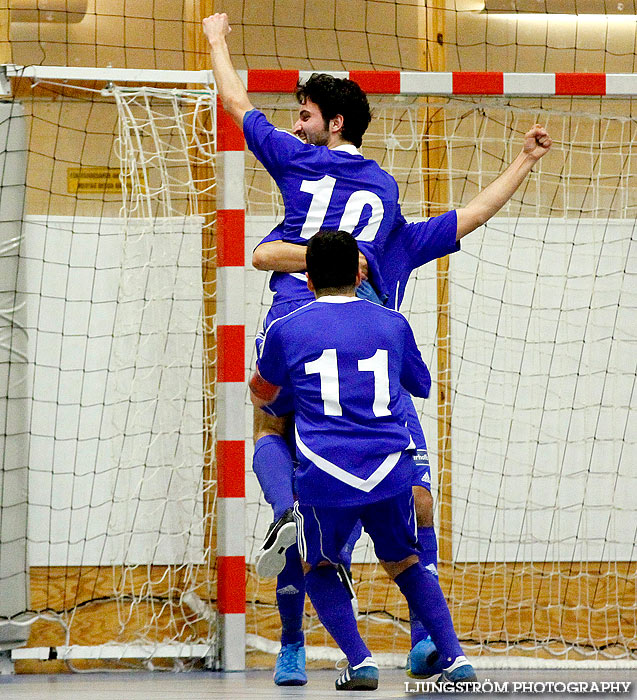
[[252, 404, 307, 685], [412, 450, 437, 577], [253, 407, 295, 520], [405, 400, 442, 673], [404, 400, 438, 590], [296, 502, 378, 691], [253, 404, 297, 578], [408, 451, 441, 676], [272, 544, 307, 686], [336, 519, 362, 613], [252, 306, 303, 575], [361, 491, 476, 687]]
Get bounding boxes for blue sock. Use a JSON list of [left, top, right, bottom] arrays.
[[409, 526, 438, 646], [252, 435, 295, 520], [305, 566, 370, 666], [277, 543, 306, 646], [395, 563, 463, 665]]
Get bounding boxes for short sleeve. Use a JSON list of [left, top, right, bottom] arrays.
[[243, 109, 307, 176], [254, 221, 286, 251], [399, 319, 431, 399], [401, 211, 460, 268], [256, 320, 288, 388]]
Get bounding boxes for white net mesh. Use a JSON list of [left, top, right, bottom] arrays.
[[0, 83, 634, 668], [0, 83, 219, 666], [245, 94, 637, 662]]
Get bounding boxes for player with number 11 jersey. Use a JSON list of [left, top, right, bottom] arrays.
[[256, 295, 431, 507]]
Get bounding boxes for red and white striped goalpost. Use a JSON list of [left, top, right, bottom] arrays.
[[3, 64, 635, 671], [215, 97, 247, 672]]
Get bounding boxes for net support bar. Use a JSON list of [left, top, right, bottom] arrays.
[[215, 99, 246, 672], [246, 635, 637, 669], [12, 644, 215, 661], [4, 65, 637, 96]]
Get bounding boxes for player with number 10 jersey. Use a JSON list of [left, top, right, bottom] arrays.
[[244, 108, 401, 311]]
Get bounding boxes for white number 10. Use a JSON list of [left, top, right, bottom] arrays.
[[299, 176, 384, 242], [305, 348, 391, 417]]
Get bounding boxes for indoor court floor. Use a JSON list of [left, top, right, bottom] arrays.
[[1, 667, 635, 699]]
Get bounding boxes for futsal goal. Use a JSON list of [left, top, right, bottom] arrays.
[[0, 65, 634, 672]]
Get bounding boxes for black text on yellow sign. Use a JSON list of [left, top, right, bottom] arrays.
[[67, 168, 138, 194]]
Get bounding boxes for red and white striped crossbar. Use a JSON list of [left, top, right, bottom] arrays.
[[240, 70, 637, 96], [215, 99, 246, 672], [4, 65, 637, 96]]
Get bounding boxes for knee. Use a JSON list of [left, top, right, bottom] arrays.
[[413, 485, 434, 528], [254, 424, 284, 442], [380, 554, 419, 580], [253, 408, 289, 442], [303, 560, 332, 576]]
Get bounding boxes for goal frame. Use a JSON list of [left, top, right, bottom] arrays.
[[2, 64, 635, 673]]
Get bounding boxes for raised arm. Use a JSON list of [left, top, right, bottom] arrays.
[[455, 124, 552, 241], [202, 13, 253, 128]]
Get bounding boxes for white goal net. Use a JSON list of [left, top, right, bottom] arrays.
[[0, 78, 634, 668], [245, 93, 636, 663]]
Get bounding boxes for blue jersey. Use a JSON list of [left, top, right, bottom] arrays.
[[257, 297, 431, 506], [244, 109, 405, 306], [256, 211, 460, 447], [381, 211, 459, 310]]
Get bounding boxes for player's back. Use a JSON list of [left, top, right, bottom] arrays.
[[259, 297, 431, 506], [244, 110, 400, 305]]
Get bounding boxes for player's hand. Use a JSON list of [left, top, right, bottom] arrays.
[[202, 13, 231, 45], [523, 124, 551, 162], [358, 252, 369, 280]]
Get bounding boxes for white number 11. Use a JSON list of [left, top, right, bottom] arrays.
[[305, 348, 391, 417]]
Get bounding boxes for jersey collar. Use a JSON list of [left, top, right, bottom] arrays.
[[315, 296, 361, 304], [331, 144, 361, 156]]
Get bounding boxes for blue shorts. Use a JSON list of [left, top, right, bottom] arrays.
[[401, 393, 431, 490], [412, 447, 431, 490], [294, 489, 419, 567]]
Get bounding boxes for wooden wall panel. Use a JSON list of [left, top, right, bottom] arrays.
[[24, 562, 635, 665]]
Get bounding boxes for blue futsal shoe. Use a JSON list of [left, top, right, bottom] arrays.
[[406, 636, 443, 679], [441, 655, 477, 687], [273, 641, 307, 686], [335, 657, 379, 691]]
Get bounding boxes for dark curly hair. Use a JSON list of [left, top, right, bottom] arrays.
[[295, 73, 372, 148], [306, 230, 359, 291]]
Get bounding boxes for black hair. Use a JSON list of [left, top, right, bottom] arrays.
[[306, 230, 359, 291], [295, 73, 372, 148]]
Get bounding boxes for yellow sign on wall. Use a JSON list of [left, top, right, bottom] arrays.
[[67, 168, 124, 194]]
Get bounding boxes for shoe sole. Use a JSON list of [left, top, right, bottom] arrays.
[[274, 677, 307, 687], [406, 641, 441, 680], [443, 673, 478, 687], [255, 521, 297, 578], [336, 678, 379, 691], [406, 669, 440, 680]]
